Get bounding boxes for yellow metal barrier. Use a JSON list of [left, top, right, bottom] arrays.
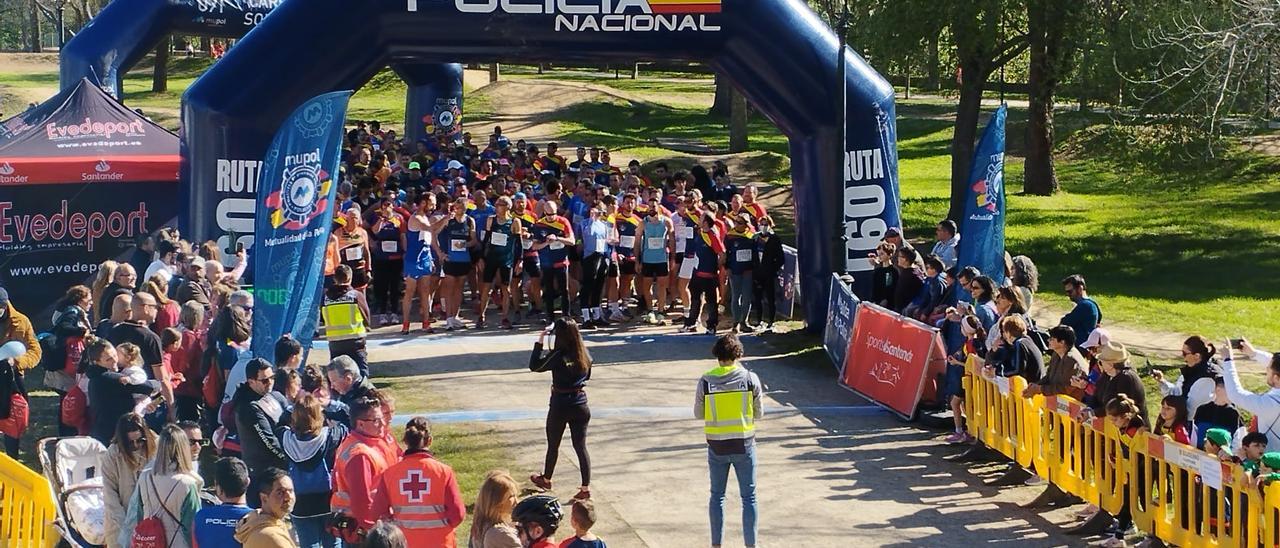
[[0, 451, 57, 547], [962, 361, 1280, 546]]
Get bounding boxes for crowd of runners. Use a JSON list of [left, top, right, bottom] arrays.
[[328, 122, 785, 340]]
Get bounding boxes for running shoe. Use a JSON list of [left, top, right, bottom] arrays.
[[401, 322, 410, 335], [1074, 503, 1100, 519], [530, 474, 552, 490], [705, 327, 717, 336], [475, 317, 486, 330], [501, 319, 513, 330], [609, 311, 627, 323], [580, 321, 598, 331], [574, 487, 591, 500], [944, 431, 969, 444], [739, 323, 756, 334]]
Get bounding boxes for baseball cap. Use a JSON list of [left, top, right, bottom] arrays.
[[1263, 452, 1280, 470], [514, 192, 527, 200], [498, 158, 510, 166], [188, 256, 206, 270], [1082, 327, 1111, 349], [447, 160, 463, 170], [884, 227, 902, 238], [408, 161, 421, 170], [1205, 428, 1231, 448]]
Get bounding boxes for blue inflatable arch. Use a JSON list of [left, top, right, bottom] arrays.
[[183, 0, 903, 330], [59, 0, 462, 144]]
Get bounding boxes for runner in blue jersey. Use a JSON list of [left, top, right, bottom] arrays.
[[440, 198, 476, 330], [402, 192, 446, 334], [638, 204, 674, 325]]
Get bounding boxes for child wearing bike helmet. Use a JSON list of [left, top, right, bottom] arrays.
[[513, 494, 563, 548]]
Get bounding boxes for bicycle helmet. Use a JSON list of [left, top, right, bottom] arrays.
[[512, 494, 563, 536]]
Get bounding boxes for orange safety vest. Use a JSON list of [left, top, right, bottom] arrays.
[[377, 452, 460, 548], [331, 435, 390, 517]]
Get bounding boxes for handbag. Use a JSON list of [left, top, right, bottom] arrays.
[[0, 362, 28, 438]]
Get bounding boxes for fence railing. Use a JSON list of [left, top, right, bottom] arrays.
[[0, 451, 57, 547], [963, 355, 1280, 546]]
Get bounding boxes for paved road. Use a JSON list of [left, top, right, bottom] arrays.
[[314, 323, 1084, 547]]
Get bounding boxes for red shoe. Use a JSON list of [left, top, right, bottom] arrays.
[[400, 322, 410, 335], [574, 487, 591, 500], [530, 474, 552, 490]]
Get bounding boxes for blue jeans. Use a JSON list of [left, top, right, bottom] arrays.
[[293, 514, 340, 548], [708, 444, 757, 546], [729, 272, 753, 325]]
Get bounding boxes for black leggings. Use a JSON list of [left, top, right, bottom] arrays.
[[687, 276, 719, 329], [544, 403, 591, 487], [752, 273, 777, 324], [371, 258, 403, 314], [578, 254, 607, 311], [543, 266, 571, 319]]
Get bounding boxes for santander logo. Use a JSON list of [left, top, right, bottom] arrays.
[[82, 159, 123, 182], [95, 160, 111, 172], [0, 162, 27, 184]]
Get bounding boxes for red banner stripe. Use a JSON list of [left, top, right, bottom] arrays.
[[0, 155, 179, 185], [650, 4, 721, 14]]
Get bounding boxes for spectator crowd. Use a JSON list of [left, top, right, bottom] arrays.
[[0, 118, 1276, 548]]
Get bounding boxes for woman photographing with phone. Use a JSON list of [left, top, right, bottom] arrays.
[[529, 317, 593, 500]]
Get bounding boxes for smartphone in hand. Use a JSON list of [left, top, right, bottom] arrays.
[[1230, 338, 1245, 350]]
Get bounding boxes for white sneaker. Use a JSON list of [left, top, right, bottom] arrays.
[[1075, 504, 1099, 519], [1024, 475, 1046, 486]]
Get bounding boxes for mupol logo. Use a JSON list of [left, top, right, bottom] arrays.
[[970, 152, 1003, 218], [422, 0, 722, 32], [264, 148, 331, 231]]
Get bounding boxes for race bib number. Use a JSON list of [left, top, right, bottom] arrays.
[[620, 235, 636, 249], [343, 247, 363, 261], [490, 232, 509, 247], [478, 229, 487, 241], [675, 238, 686, 253], [450, 239, 467, 252], [381, 241, 399, 253], [679, 256, 699, 279], [549, 241, 565, 250], [594, 239, 607, 254], [646, 237, 665, 250], [736, 249, 753, 263], [522, 238, 533, 250], [678, 227, 694, 240], [418, 230, 431, 244]]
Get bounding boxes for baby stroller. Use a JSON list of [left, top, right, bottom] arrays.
[[37, 436, 108, 547]]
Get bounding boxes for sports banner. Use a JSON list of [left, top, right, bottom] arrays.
[[251, 91, 352, 359], [840, 302, 945, 419], [956, 104, 1007, 285], [823, 274, 859, 374]]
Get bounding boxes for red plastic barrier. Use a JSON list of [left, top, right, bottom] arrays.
[[840, 303, 946, 419]]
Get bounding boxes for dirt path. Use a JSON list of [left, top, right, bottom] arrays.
[[315, 324, 1085, 547]]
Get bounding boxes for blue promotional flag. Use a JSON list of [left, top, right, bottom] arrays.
[[251, 90, 353, 359], [956, 104, 1007, 286]]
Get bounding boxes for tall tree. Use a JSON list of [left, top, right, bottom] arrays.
[[709, 74, 732, 117], [947, 0, 1028, 221], [1023, 0, 1082, 195], [729, 89, 748, 152], [152, 36, 169, 92]]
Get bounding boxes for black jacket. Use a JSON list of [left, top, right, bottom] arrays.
[[1093, 367, 1148, 425], [992, 337, 1045, 383], [756, 233, 784, 277], [335, 375, 376, 426], [87, 364, 157, 444], [530, 342, 590, 407], [232, 384, 291, 474], [98, 283, 132, 319]]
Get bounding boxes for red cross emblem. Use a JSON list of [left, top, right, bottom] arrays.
[[399, 469, 432, 503]]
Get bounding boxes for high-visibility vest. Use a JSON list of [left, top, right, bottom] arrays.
[[331, 435, 390, 517], [377, 452, 460, 548], [322, 289, 366, 341], [701, 366, 756, 441]]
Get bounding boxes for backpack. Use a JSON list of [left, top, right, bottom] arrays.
[[131, 477, 182, 548], [202, 352, 224, 409], [1025, 315, 1051, 355], [288, 441, 334, 495], [39, 334, 65, 372]]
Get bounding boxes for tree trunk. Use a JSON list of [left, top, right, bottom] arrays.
[[200, 36, 209, 54], [729, 89, 748, 153], [488, 63, 500, 83], [949, 67, 988, 222], [27, 0, 41, 52], [1023, 0, 1067, 196], [926, 36, 941, 90], [709, 74, 732, 118], [152, 36, 169, 92], [632, 63, 638, 79]]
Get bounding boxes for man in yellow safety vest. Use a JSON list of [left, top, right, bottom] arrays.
[[322, 264, 372, 377], [693, 333, 763, 548]]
